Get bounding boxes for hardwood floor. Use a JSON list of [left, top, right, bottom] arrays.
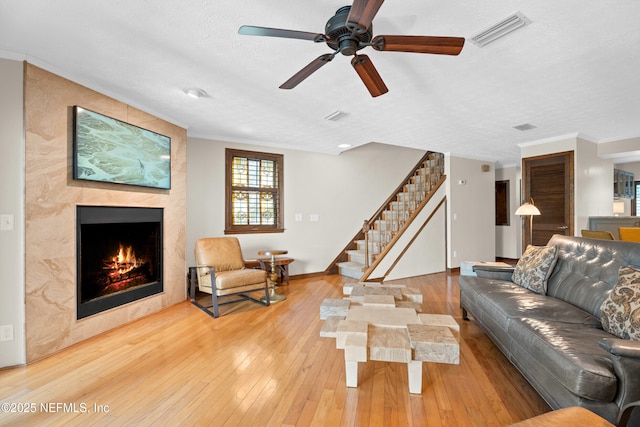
[[0, 272, 549, 426]]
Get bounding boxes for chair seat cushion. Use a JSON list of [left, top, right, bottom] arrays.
[[215, 268, 266, 290], [197, 267, 267, 293]]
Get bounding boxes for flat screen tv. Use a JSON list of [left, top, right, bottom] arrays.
[[73, 106, 171, 189]]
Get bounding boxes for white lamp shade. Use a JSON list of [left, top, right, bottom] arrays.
[[515, 202, 541, 216], [613, 201, 625, 214]]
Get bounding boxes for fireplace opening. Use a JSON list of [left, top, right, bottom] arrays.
[[77, 206, 163, 319]]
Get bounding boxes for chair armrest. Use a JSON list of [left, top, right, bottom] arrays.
[[188, 265, 216, 299], [473, 265, 515, 281]]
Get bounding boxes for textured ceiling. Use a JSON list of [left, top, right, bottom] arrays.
[[2, 1, 640, 166]]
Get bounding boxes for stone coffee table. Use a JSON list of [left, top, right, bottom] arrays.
[[320, 283, 459, 394]]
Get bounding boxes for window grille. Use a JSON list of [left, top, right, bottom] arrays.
[[225, 149, 283, 233]]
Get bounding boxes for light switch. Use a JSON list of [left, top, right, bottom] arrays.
[[310, 214, 319, 222], [0, 214, 14, 231], [295, 213, 303, 222]]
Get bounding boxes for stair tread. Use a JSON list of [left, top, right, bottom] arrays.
[[338, 261, 364, 268]]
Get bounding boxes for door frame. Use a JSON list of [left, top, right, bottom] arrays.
[[522, 151, 574, 250]]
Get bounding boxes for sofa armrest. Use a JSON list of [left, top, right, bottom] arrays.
[[473, 265, 515, 281], [599, 338, 640, 424], [599, 337, 640, 359]]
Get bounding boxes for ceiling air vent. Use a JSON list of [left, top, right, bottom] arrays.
[[514, 123, 537, 131], [324, 110, 349, 121], [470, 12, 531, 47]]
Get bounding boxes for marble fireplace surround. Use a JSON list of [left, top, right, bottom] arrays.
[[24, 63, 187, 362]]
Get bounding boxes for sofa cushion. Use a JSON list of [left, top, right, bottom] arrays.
[[509, 318, 617, 402], [512, 245, 558, 294], [477, 291, 601, 326], [600, 266, 640, 341]]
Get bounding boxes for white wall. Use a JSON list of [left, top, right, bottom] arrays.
[[495, 165, 522, 259], [187, 140, 432, 275], [616, 161, 640, 176], [0, 58, 26, 367], [575, 137, 615, 229], [446, 155, 496, 268]]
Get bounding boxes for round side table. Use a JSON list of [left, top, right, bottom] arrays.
[[258, 250, 288, 303]]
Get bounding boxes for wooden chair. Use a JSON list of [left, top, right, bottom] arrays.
[[581, 230, 615, 240], [618, 227, 640, 242], [189, 237, 270, 318]]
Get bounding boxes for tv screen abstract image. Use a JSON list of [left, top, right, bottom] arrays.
[[73, 106, 171, 189]]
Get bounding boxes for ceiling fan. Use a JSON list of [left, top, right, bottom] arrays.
[[238, 0, 465, 97]]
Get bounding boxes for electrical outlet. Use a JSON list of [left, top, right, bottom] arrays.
[[453, 250, 458, 258], [0, 214, 14, 231], [0, 324, 14, 342]]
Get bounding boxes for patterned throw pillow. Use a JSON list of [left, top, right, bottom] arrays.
[[600, 266, 640, 341], [511, 245, 558, 294]]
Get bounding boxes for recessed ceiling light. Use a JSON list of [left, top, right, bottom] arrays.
[[337, 143, 352, 149], [514, 123, 537, 131], [324, 110, 349, 121], [470, 12, 531, 47], [183, 88, 208, 99]]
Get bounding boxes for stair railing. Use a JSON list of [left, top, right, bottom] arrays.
[[363, 151, 444, 266], [326, 151, 445, 275]]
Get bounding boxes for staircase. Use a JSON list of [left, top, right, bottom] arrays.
[[330, 151, 446, 281]]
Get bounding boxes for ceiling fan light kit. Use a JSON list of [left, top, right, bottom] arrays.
[[238, 0, 465, 97]]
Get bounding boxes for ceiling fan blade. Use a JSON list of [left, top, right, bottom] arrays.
[[280, 54, 335, 90], [372, 35, 465, 55], [239, 25, 326, 42], [351, 54, 388, 97], [347, 0, 385, 33]]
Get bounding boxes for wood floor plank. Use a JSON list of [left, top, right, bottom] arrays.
[[0, 272, 550, 426]]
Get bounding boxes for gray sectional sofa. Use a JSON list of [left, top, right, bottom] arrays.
[[458, 234, 640, 426]]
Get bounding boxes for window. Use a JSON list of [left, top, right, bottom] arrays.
[[634, 181, 639, 216], [225, 148, 284, 234]]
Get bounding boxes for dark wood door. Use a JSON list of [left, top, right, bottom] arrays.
[[522, 151, 574, 249]]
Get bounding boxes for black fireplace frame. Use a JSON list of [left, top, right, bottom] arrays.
[[76, 205, 164, 319]]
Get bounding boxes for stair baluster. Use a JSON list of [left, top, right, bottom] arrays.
[[363, 220, 370, 270]]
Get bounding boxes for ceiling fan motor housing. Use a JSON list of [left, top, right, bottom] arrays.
[[325, 6, 373, 56]]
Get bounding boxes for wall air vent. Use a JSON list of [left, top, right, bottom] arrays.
[[470, 12, 531, 47]]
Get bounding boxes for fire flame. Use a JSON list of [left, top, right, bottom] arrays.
[[110, 243, 140, 276]]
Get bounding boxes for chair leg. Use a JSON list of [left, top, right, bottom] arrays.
[[264, 284, 271, 306], [189, 267, 198, 303], [212, 292, 220, 318]]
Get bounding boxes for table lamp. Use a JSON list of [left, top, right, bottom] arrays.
[[516, 197, 541, 246]]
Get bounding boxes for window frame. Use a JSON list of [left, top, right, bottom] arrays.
[[224, 148, 284, 234]]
